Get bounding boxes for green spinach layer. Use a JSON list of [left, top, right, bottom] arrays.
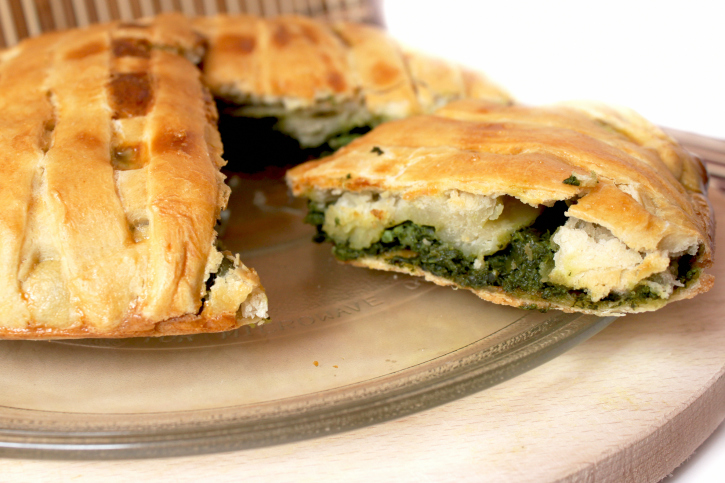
[[305, 202, 699, 311]]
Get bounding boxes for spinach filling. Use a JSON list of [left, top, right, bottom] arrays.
[[306, 202, 700, 310], [204, 254, 235, 295]]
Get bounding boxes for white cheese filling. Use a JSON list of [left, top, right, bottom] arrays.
[[321, 191, 541, 260], [549, 218, 681, 301], [228, 100, 373, 148]]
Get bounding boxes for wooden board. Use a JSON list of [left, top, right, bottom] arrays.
[[1, 196, 724, 482]]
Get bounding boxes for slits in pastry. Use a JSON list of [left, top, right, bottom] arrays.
[[286, 100, 714, 315], [193, 15, 512, 149], [0, 15, 267, 339]]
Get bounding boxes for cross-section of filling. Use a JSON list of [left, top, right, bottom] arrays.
[[221, 99, 381, 150], [304, 191, 700, 312]]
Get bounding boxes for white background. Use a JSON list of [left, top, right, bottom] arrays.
[[668, 421, 725, 481], [383, 0, 724, 139], [384, 1, 725, 480]]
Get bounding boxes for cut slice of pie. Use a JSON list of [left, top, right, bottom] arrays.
[[193, 14, 512, 150], [0, 14, 267, 339], [286, 100, 714, 315]]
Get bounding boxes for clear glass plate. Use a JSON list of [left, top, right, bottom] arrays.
[[0, 172, 614, 460]]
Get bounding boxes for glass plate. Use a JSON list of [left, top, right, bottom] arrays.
[[0, 172, 614, 460]]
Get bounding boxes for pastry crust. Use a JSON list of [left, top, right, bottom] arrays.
[[287, 100, 714, 315], [0, 15, 267, 339], [194, 14, 354, 107], [193, 15, 512, 140]]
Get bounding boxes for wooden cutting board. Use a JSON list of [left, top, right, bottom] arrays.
[[3, 187, 725, 483]]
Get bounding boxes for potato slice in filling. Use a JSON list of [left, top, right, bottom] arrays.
[[319, 191, 541, 259]]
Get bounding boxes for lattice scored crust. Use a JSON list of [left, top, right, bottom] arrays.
[[0, 14, 267, 339]]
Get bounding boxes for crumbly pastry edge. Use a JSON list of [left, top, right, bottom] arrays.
[[0, 288, 268, 340]]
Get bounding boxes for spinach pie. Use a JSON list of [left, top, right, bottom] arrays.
[[287, 100, 714, 316]]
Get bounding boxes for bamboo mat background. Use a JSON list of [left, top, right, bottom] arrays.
[[0, 0, 383, 48]]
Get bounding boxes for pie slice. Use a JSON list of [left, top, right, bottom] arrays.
[[286, 100, 714, 315], [0, 14, 267, 339], [193, 14, 512, 149]]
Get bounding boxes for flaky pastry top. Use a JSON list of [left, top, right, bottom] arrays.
[[287, 100, 714, 268]]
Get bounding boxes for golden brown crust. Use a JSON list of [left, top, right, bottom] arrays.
[[287, 100, 714, 314], [330, 21, 420, 118], [194, 15, 512, 117], [0, 15, 267, 339], [194, 14, 354, 106]]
